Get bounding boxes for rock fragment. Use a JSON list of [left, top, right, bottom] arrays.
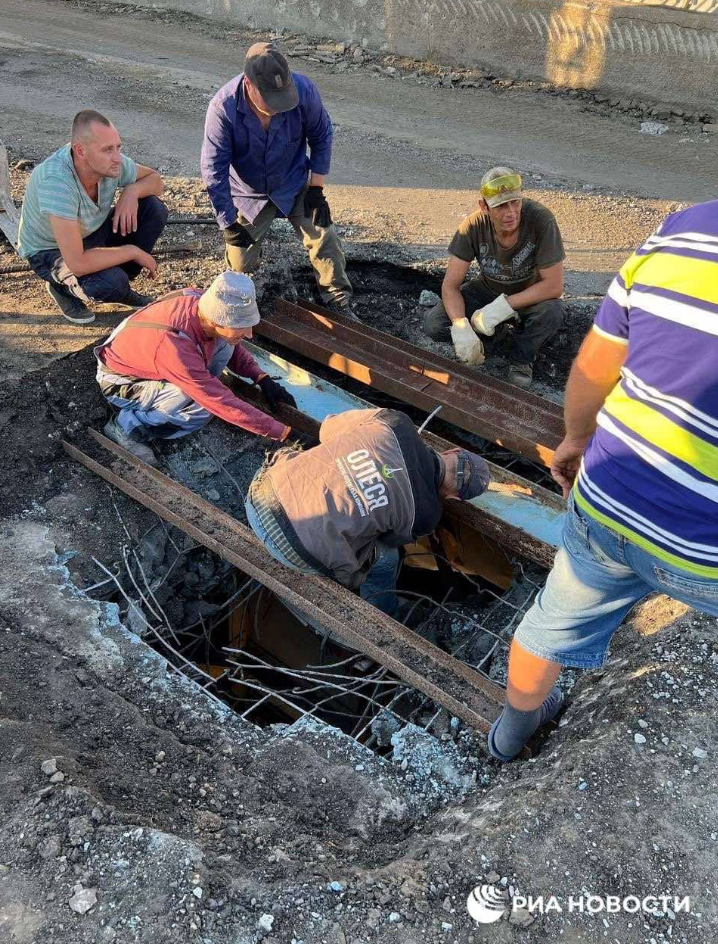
[[68, 886, 97, 914]]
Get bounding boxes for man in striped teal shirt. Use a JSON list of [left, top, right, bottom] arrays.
[[18, 109, 167, 324], [488, 201, 718, 761]]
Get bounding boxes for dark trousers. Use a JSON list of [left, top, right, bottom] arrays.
[[422, 278, 564, 365], [28, 195, 168, 304]]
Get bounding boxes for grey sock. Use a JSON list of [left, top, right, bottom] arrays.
[[491, 686, 564, 759], [492, 702, 541, 758]]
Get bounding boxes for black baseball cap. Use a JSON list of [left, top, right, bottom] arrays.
[[436, 448, 490, 501], [455, 450, 490, 501], [244, 42, 299, 113]]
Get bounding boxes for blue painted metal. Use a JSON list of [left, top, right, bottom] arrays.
[[248, 344, 371, 419], [246, 344, 565, 555], [472, 484, 564, 550]]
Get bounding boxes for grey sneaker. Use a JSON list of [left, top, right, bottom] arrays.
[[46, 282, 95, 324], [103, 418, 158, 467], [506, 362, 533, 388], [121, 289, 155, 309]]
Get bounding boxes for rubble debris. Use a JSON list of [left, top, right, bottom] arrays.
[[640, 121, 669, 135], [370, 710, 402, 747], [418, 289, 440, 307], [258, 913, 275, 932], [508, 904, 535, 927], [390, 723, 476, 799], [68, 886, 98, 914]]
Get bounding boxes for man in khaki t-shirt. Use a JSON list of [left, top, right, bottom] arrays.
[[423, 166, 565, 388]]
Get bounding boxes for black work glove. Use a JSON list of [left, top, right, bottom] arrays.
[[258, 375, 297, 412], [222, 220, 255, 248], [303, 186, 332, 228], [286, 429, 317, 450]]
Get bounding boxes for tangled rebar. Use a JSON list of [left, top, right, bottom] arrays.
[[87, 499, 545, 748]]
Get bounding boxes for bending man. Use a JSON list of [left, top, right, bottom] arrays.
[[18, 109, 167, 324], [423, 166, 564, 388], [96, 272, 297, 465], [245, 407, 489, 616], [201, 42, 353, 315], [489, 201, 718, 761]]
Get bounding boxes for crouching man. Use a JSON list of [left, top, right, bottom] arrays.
[[245, 407, 489, 615], [423, 166, 565, 388], [18, 110, 168, 324], [96, 271, 297, 465]]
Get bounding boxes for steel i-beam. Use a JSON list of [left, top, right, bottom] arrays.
[[254, 297, 565, 467]]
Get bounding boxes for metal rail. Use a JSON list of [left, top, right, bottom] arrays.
[[255, 297, 565, 467], [63, 430, 509, 736]]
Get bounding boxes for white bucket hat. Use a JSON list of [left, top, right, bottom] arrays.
[[199, 271, 260, 328]]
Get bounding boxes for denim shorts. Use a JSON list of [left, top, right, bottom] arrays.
[[513, 495, 718, 669]]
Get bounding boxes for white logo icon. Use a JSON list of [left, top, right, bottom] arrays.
[[466, 885, 509, 924]]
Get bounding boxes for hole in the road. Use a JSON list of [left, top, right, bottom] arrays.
[[83, 255, 568, 759], [92, 511, 546, 750]]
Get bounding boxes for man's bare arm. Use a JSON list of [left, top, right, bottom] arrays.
[[506, 260, 564, 310], [551, 327, 628, 496], [113, 163, 164, 236], [49, 216, 156, 278], [441, 255, 472, 323]]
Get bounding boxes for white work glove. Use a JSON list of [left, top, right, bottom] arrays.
[[450, 318, 485, 366], [470, 294, 517, 336]]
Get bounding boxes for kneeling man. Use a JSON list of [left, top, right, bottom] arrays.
[[18, 109, 168, 324], [424, 166, 565, 388], [96, 272, 297, 465], [245, 407, 489, 615]]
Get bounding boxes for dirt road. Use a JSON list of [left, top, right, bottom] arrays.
[[1, 0, 706, 381], [3, 0, 717, 202]]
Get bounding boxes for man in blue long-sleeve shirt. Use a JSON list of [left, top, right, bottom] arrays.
[[201, 42, 353, 314]]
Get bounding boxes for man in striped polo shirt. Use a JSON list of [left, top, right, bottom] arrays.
[[18, 109, 167, 324], [488, 201, 718, 761]]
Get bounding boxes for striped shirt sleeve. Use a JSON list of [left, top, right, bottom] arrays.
[[593, 274, 630, 343], [593, 247, 647, 343], [37, 174, 80, 221], [118, 154, 138, 188]]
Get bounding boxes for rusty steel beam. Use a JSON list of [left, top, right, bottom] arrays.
[[256, 297, 564, 467], [227, 375, 562, 568], [63, 430, 510, 736]]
